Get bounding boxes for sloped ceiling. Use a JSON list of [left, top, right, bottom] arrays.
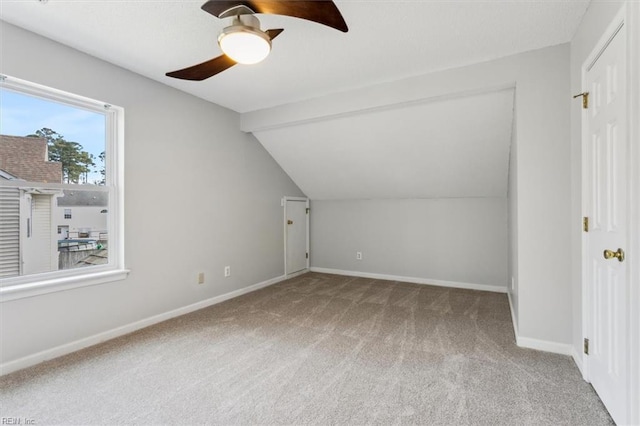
[[254, 89, 514, 200], [0, 2, 581, 201]]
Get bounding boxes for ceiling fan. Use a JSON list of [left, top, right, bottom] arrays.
[[166, 1, 348, 81]]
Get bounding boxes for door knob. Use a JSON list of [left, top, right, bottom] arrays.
[[287, 220, 293, 225], [603, 248, 625, 262]]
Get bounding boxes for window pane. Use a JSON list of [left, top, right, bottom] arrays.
[[57, 190, 109, 271], [0, 89, 106, 185], [0, 88, 110, 279]]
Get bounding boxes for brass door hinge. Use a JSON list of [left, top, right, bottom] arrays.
[[573, 92, 589, 109], [583, 217, 589, 232], [584, 338, 589, 355]]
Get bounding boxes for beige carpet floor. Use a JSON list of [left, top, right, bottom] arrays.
[[0, 272, 612, 425]]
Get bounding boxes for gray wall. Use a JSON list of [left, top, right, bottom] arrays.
[[310, 198, 508, 288], [0, 22, 304, 365]]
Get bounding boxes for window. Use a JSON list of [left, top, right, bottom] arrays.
[[0, 75, 127, 301]]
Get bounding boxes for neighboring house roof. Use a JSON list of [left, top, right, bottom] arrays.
[[0, 135, 63, 183], [57, 190, 108, 207], [0, 168, 22, 181], [76, 248, 108, 267]]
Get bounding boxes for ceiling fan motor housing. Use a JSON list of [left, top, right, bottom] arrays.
[[227, 13, 262, 32]]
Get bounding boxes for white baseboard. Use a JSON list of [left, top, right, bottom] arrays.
[[572, 346, 585, 377], [286, 269, 310, 279], [506, 292, 573, 356], [309, 267, 507, 294], [515, 335, 574, 356], [507, 291, 519, 337], [0, 274, 288, 376]]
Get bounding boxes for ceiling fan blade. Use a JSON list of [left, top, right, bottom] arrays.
[[201, 1, 348, 32], [166, 55, 237, 81], [265, 28, 284, 40]]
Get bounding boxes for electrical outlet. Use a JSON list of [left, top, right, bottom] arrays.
[[198, 272, 205, 284], [224, 266, 231, 277], [356, 251, 363, 261]]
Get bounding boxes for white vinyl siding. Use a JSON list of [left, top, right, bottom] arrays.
[[0, 186, 20, 278]]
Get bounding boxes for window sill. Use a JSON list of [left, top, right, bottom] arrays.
[[0, 269, 130, 302]]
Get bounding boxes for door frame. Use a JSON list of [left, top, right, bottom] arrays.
[[580, 3, 640, 424], [283, 196, 309, 277]]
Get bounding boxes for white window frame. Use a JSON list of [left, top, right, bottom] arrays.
[[0, 75, 128, 302]]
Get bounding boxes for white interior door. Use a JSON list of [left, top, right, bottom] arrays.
[[584, 22, 628, 425], [285, 199, 308, 275]]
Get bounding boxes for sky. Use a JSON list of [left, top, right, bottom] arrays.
[[0, 88, 106, 184]]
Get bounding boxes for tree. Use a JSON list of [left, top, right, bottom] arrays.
[[27, 128, 95, 184], [96, 151, 106, 185]]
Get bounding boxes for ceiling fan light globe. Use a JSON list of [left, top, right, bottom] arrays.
[[218, 28, 271, 65]]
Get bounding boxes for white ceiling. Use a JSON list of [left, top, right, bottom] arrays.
[[255, 89, 515, 200], [0, 0, 589, 113]]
